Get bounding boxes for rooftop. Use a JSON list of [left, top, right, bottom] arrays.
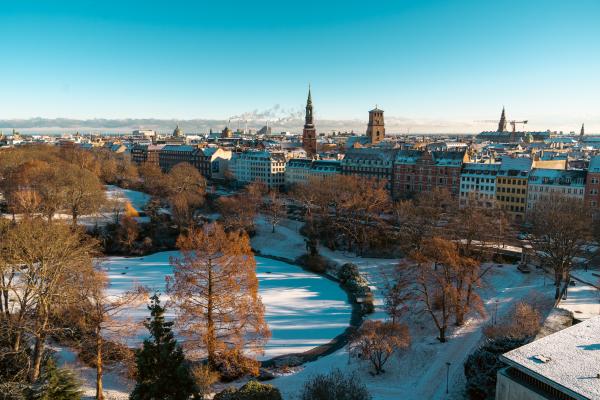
[[589, 156, 600, 173], [501, 316, 600, 400]]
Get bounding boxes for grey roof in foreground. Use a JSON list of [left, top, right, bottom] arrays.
[[501, 315, 600, 400]]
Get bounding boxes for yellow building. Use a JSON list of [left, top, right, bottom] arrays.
[[495, 158, 533, 222]]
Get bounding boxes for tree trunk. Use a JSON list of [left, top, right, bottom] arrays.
[[206, 263, 215, 367], [13, 329, 22, 352], [438, 327, 446, 343], [30, 333, 46, 382], [96, 329, 104, 400]]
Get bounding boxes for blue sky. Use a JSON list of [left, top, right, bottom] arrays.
[[1, 0, 599, 131]]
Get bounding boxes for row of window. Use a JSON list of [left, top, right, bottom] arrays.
[[497, 195, 526, 204], [498, 187, 526, 195], [497, 178, 526, 185], [462, 176, 495, 184], [462, 184, 494, 192], [530, 186, 585, 195]]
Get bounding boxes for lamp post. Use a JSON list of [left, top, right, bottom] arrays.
[[494, 299, 499, 325], [446, 362, 451, 394]]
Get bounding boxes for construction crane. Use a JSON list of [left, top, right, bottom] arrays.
[[475, 119, 529, 133], [509, 120, 528, 133]]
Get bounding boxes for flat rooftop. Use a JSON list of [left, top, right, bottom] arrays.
[[501, 316, 600, 399]]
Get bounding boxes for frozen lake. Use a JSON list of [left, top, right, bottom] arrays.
[[101, 251, 352, 359]]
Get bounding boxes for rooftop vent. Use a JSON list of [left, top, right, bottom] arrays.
[[532, 355, 552, 364]]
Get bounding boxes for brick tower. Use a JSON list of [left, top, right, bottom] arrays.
[[366, 106, 385, 145], [302, 86, 317, 156]]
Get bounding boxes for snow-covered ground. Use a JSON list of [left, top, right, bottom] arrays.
[[268, 264, 554, 400], [1, 185, 152, 227], [251, 215, 307, 261], [52, 343, 132, 400], [101, 251, 352, 359], [105, 185, 151, 213], [562, 267, 600, 320], [251, 217, 556, 400], [56, 214, 557, 400]]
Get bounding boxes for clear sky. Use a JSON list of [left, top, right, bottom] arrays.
[[1, 0, 599, 131]]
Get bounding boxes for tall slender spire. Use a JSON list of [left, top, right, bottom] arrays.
[[581, 123, 585, 136], [497, 106, 507, 132], [302, 84, 317, 157], [305, 84, 314, 127]]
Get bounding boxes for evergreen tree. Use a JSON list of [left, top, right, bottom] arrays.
[[29, 359, 83, 400], [130, 293, 197, 400], [464, 337, 529, 400]]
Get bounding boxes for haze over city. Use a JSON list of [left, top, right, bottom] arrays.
[[2, 2, 600, 400], [2, 0, 600, 133]]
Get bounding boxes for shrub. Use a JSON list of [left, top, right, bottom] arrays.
[[483, 302, 541, 340], [297, 254, 329, 273], [191, 365, 220, 399], [236, 381, 282, 400], [214, 381, 282, 400], [300, 369, 371, 400], [214, 387, 238, 400], [337, 263, 374, 314], [464, 337, 528, 400], [214, 349, 260, 382], [338, 263, 361, 284]]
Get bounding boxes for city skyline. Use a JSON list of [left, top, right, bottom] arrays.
[[1, 0, 600, 132]]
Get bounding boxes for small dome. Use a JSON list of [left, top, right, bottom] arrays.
[[173, 124, 183, 137]]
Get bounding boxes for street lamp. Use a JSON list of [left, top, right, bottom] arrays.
[[494, 300, 499, 325], [446, 362, 451, 394]]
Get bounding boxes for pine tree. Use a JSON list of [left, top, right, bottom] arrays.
[[130, 293, 197, 400], [29, 359, 83, 400]]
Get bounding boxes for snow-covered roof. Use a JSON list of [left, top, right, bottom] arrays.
[[501, 316, 600, 400], [589, 156, 600, 173], [528, 168, 586, 186], [161, 144, 198, 152], [499, 156, 532, 171]]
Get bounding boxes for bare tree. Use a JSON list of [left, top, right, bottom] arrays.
[[528, 195, 592, 299], [166, 163, 207, 229], [61, 164, 107, 226], [0, 218, 98, 380], [263, 189, 286, 233], [167, 223, 270, 367], [117, 215, 139, 252], [75, 271, 146, 400], [408, 237, 484, 341], [348, 320, 410, 375]]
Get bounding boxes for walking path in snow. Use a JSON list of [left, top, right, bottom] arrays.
[[251, 217, 555, 400]]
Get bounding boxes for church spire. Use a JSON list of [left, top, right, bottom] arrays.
[[305, 84, 314, 127], [302, 85, 317, 157], [581, 123, 585, 136], [497, 107, 507, 132]]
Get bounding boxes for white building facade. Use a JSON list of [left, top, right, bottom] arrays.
[[527, 168, 586, 212], [285, 159, 341, 187], [229, 150, 286, 188], [459, 162, 501, 209]]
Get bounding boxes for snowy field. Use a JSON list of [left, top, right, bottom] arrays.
[[101, 251, 352, 359]]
